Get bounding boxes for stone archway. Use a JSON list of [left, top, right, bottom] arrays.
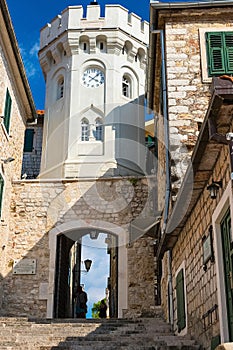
[[47, 220, 128, 319]]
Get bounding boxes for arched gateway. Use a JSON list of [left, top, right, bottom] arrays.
[[48, 220, 127, 318]]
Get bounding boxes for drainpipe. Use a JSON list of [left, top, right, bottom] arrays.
[[151, 29, 174, 328]]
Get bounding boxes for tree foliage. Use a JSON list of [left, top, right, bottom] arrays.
[[92, 298, 106, 318]]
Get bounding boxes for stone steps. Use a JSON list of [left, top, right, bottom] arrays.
[[0, 315, 202, 350]]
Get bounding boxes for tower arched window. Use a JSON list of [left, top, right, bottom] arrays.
[[94, 118, 103, 141], [122, 75, 131, 98], [57, 76, 64, 100], [81, 119, 89, 141], [83, 42, 90, 53]]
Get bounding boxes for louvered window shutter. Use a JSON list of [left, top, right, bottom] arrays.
[[23, 129, 34, 152], [0, 174, 4, 217], [206, 32, 225, 75], [225, 32, 233, 74], [4, 89, 12, 133], [176, 269, 186, 332]]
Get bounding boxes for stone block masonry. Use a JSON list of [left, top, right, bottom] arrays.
[[156, 6, 233, 201], [0, 176, 156, 318]]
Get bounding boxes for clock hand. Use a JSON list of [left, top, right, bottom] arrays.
[[89, 73, 101, 82]]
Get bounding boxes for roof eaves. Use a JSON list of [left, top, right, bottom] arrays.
[[157, 78, 233, 258], [0, 0, 37, 121], [150, 0, 233, 10]]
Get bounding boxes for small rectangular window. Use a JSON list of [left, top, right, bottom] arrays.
[[206, 31, 233, 76], [3, 88, 12, 133], [176, 268, 186, 332], [0, 173, 4, 218], [23, 129, 34, 152]]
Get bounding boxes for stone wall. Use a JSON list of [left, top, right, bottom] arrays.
[[154, 6, 233, 202], [161, 144, 231, 348], [0, 44, 29, 311], [1, 177, 156, 317], [22, 116, 43, 179]]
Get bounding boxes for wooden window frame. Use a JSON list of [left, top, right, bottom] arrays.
[[176, 267, 187, 333], [23, 129, 34, 152], [199, 27, 233, 83], [206, 31, 233, 76]]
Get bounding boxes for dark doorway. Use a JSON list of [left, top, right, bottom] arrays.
[[53, 231, 118, 319], [221, 208, 233, 340], [54, 234, 75, 318]]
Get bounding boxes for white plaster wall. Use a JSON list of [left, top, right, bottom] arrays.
[[39, 4, 148, 179]]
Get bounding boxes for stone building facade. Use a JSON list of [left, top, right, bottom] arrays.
[[148, 1, 233, 348], [148, 0, 233, 203], [0, 2, 159, 320], [1, 177, 155, 318], [0, 0, 36, 311]]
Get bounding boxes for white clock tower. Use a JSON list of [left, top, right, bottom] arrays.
[[39, 2, 149, 178]]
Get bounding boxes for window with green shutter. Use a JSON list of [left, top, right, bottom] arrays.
[[206, 32, 233, 76], [0, 173, 4, 218], [3, 88, 12, 133], [176, 268, 186, 332], [23, 129, 34, 152]]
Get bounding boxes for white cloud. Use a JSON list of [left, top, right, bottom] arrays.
[[19, 40, 40, 78], [29, 42, 40, 57]]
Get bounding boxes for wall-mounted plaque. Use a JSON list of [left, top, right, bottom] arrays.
[[13, 259, 36, 275]]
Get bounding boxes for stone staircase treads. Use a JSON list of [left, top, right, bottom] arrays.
[[0, 311, 202, 350]]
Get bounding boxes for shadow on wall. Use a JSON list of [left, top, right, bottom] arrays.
[[0, 165, 157, 319]]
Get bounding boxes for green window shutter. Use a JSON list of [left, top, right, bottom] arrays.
[[4, 89, 12, 133], [23, 129, 34, 152], [211, 335, 221, 350], [206, 32, 225, 76], [0, 173, 4, 218], [224, 32, 233, 74], [176, 269, 186, 332]]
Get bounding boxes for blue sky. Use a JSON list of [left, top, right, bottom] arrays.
[[81, 234, 110, 318], [7, 0, 150, 110]]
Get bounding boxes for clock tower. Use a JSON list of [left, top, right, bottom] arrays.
[[38, 3, 149, 178]]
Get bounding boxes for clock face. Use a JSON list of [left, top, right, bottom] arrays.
[[82, 68, 105, 88]]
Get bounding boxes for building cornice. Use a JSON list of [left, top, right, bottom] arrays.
[[150, 0, 233, 10]]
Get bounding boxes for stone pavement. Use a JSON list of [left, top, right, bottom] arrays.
[[0, 311, 202, 350]]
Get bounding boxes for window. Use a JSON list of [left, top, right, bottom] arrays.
[[176, 268, 186, 332], [3, 88, 12, 133], [23, 129, 34, 152], [122, 76, 131, 98], [0, 173, 4, 218], [206, 32, 233, 76], [83, 42, 90, 53], [57, 77, 64, 100], [94, 118, 103, 141], [81, 119, 89, 141]]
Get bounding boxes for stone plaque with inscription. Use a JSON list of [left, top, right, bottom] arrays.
[[13, 259, 36, 275]]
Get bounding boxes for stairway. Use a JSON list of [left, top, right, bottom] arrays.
[[0, 313, 201, 350]]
